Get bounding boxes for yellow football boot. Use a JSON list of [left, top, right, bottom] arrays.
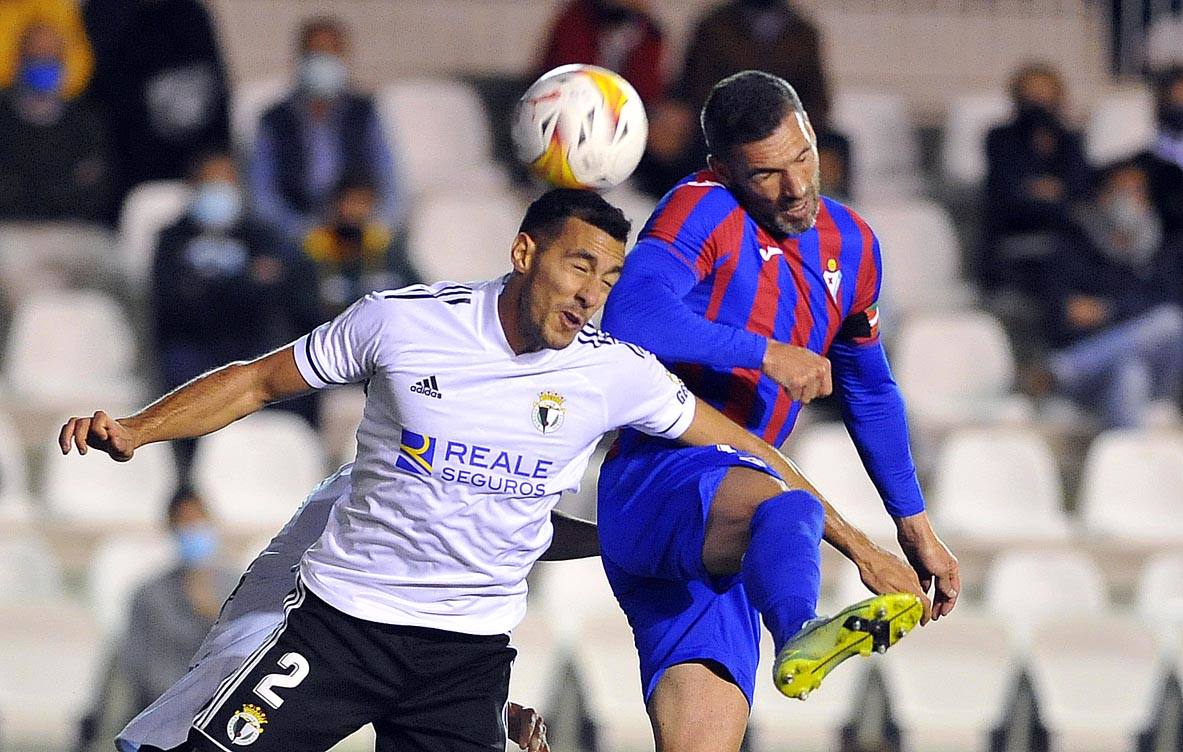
[[774, 592, 923, 700]]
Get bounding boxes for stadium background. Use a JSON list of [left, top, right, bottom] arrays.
[[0, 1, 1181, 751]]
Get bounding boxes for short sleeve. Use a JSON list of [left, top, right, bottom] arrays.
[[835, 220, 883, 347], [603, 346, 697, 439], [293, 293, 393, 388]]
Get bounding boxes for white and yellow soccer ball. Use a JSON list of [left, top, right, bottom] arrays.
[[512, 64, 648, 191]]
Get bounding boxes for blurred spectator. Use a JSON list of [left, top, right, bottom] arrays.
[[83, 0, 231, 208], [1034, 160, 1183, 428], [250, 16, 404, 247], [0, 21, 110, 221], [536, 0, 666, 104], [152, 150, 320, 475], [0, 0, 92, 99], [1137, 65, 1183, 233], [982, 63, 1090, 292], [302, 175, 422, 319], [76, 488, 237, 752], [635, 0, 851, 200]]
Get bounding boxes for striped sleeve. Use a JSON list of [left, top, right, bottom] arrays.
[[293, 292, 392, 388], [836, 210, 883, 346], [640, 181, 740, 282]]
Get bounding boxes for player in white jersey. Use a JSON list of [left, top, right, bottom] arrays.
[[61, 189, 924, 752]]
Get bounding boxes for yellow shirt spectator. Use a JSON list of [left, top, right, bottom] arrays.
[[0, 0, 93, 98]]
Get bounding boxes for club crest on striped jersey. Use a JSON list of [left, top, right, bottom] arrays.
[[822, 257, 842, 303], [532, 390, 566, 434], [396, 429, 436, 475]]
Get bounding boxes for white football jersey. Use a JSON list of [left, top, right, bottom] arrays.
[[293, 278, 695, 635]]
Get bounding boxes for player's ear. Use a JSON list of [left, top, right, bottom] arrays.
[[510, 232, 537, 274], [707, 153, 731, 183]]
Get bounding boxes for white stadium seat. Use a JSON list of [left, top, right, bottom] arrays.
[[0, 601, 104, 751], [941, 91, 1012, 187], [231, 76, 287, 152], [43, 440, 178, 530], [1137, 553, 1183, 644], [0, 534, 64, 603], [1078, 429, 1183, 546], [0, 406, 32, 515], [191, 410, 329, 529], [118, 180, 191, 293], [854, 198, 975, 320], [831, 89, 923, 201], [879, 610, 1020, 752], [984, 550, 1107, 635], [87, 533, 177, 638], [1085, 87, 1156, 164], [929, 427, 1072, 545], [377, 78, 508, 197], [506, 598, 565, 718], [405, 191, 525, 284], [892, 310, 1031, 437], [789, 421, 897, 542]]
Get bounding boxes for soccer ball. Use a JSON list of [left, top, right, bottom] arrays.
[[512, 64, 648, 191]]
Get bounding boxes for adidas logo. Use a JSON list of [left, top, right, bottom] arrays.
[[409, 375, 443, 399]]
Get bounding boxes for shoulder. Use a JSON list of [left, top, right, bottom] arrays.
[[569, 323, 655, 363], [818, 196, 878, 243], [643, 171, 744, 241], [373, 280, 477, 312]]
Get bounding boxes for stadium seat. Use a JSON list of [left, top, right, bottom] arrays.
[[788, 421, 897, 543], [983, 550, 1107, 635], [929, 427, 1072, 545], [0, 601, 104, 751], [1085, 86, 1156, 164], [118, 180, 191, 293], [537, 557, 651, 752], [405, 191, 526, 284], [506, 597, 565, 718], [87, 533, 177, 638], [4, 290, 145, 447], [892, 310, 1032, 438], [831, 89, 923, 201], [1078, 429, 1183, 546], [377, 78, 508, 197], [43, 440, 178, 531], [0, 221, 119, 305], [0, 406, 32, 516], [191, 410, 329, 529], [231, 76, 287, 152], [1137, 553, 1183, 644], [0, 534, 64, 603], [854, 198, 975, 320], [878, 610, 1020, 752], [941, 91, 1011, 188]]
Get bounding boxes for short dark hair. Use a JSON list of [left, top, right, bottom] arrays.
[[1007, 62, 1064, 104], [298, 16, 348, 53], [519, 189, 630, 249], [700, 70, 804, 156]]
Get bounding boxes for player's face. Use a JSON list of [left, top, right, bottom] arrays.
[[510, 218, 625, 352], [711, 111, 821, 237]]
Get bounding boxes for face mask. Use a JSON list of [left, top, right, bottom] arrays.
[[175, 523, 219, 566], [1107, 192, 1149, 233], [19, 59, 63, 95], [298, 53, 348, 99], [190, 180, 242, 231]]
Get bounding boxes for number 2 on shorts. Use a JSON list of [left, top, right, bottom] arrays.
[[253, 652, 309, 709]]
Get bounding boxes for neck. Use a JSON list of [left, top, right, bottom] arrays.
[[497, 277, 539, 355]]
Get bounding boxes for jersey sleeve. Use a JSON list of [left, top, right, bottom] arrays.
[[603, 345, 697, 440], [293, 292, 393, 388], [640, 180, 736, 282], [835, 219, 883, 347]]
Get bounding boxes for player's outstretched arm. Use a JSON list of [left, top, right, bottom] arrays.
[[59, 345, 312, 461], [539, 510, 599, 561], [676, 397, 934, 622], [507, 702, 549, 752]]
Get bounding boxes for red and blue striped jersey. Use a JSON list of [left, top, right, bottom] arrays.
[[605, 170, 883, 449]]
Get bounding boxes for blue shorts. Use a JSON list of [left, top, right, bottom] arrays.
[[597, 439, 783, 707]]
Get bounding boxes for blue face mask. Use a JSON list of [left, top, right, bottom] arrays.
[[20, 59, 64, 94], [190, 181, 242, 231], [175, 523, 220, 566], [298, 53, 348, 99]]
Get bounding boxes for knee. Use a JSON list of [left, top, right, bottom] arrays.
[[751, 489, 824, 542]]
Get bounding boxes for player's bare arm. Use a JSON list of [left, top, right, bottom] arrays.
[[677, 397, 936, 622], [761, 339, 833, 404], [894, 511, 960, 620], [539, 510, 599, 561], [507, 702, 549, 752], [59, 345, 311, 461]]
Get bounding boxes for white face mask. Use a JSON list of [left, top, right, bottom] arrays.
[[298, 53, 348, 99], [190, 180, 242, 231]]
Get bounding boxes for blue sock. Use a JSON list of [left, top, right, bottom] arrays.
[[741, 489, 824, 652]]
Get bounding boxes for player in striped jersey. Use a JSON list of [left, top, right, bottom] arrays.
[[598, 71, 961, 750]]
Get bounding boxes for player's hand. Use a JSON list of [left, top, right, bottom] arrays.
[[851, 541, 933, 625], [507, 702, 549, 752], [761, 340, 832, 404], [58, 410, 138, 462], [895, 512, 960, 623]]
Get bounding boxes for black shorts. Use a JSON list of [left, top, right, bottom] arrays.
[[188, 578, 516, 752]]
